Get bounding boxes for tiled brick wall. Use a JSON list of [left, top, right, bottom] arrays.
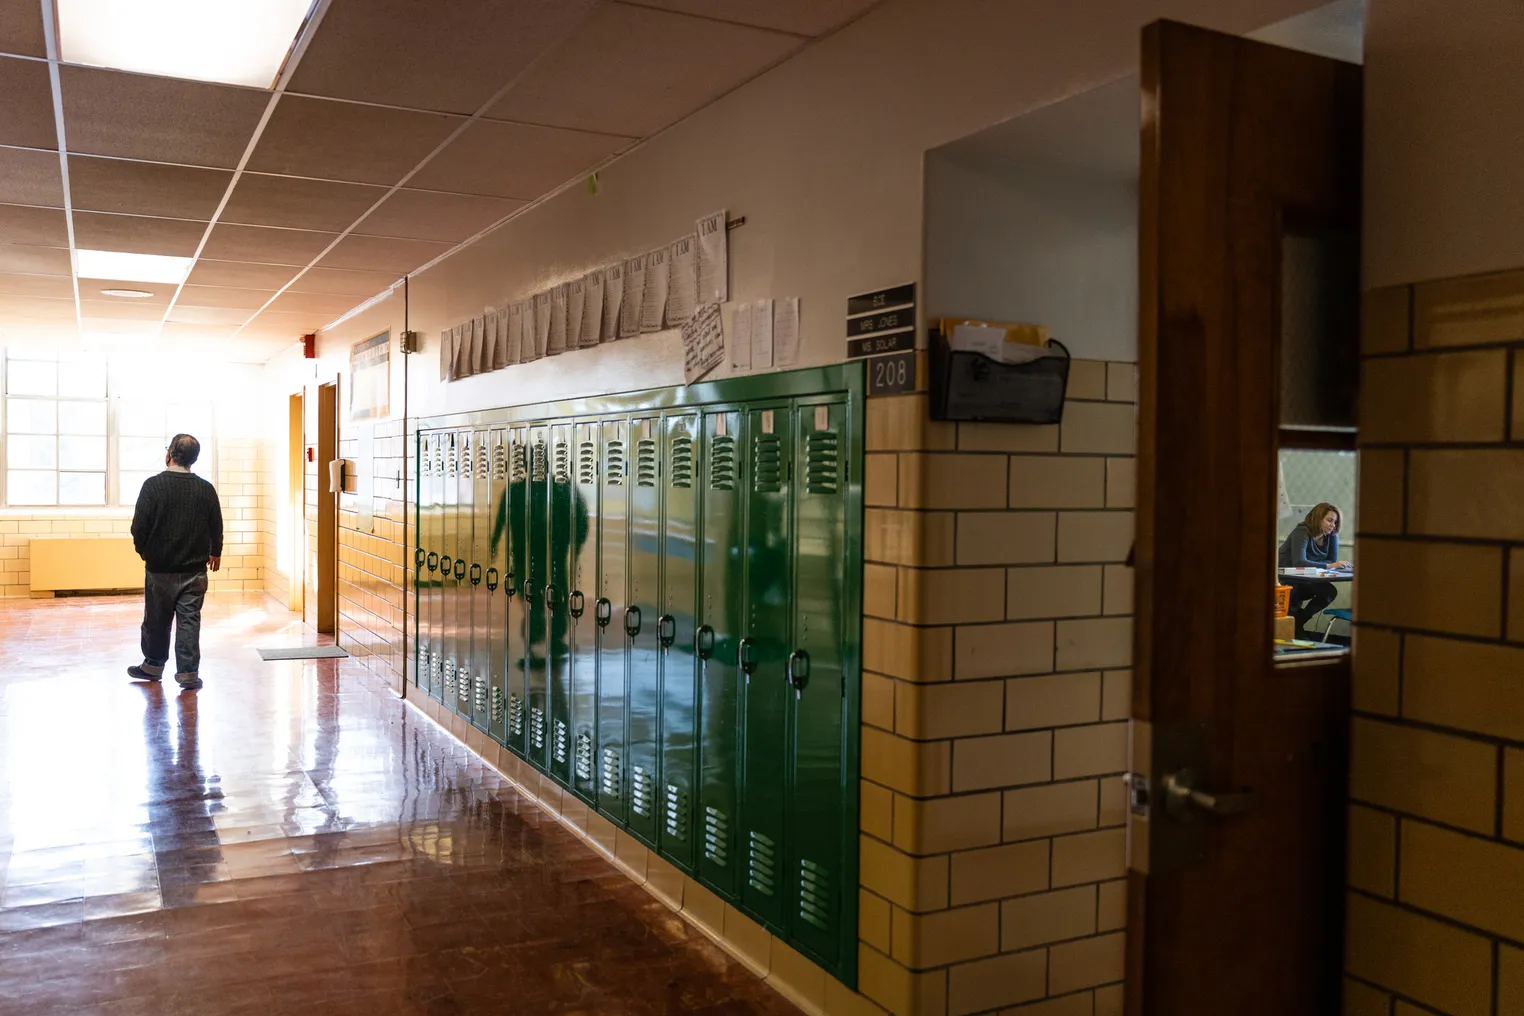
[[1345, 269, 1524, 1016], [0, 437, 271, 598], [855, 359, 1135, 1016], [336, 420, 408, 690]]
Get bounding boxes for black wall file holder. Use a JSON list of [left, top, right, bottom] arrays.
[[929, 330, 1071, 423]]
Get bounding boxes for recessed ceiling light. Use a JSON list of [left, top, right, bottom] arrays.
[[58, 0, 318, 89], [99, 288, 155, 299], [76, 250, 193, 286]]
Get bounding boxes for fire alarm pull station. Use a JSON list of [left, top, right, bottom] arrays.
[[306, 447, 315, 462]]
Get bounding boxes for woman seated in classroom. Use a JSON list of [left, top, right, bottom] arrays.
[[1278, 502, 1352, 638]]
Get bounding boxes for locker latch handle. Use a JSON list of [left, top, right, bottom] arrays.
[[545, 584, 560, 613], [624, 605, 642, 637], [738, 638, 757, 676], [415, 548, 425, 571], [426, 552, 439, 573], [657, 614, 676, 649], [788, 650, 811, 697], [595, 597, 612, 627], [454, 559, 466, 580], [696, 625, 715, 660], [569, 590, 585, 618], [485, 568, 499, 592], [523, 581, 537, 605], [469, 563, 482, 586], [440, 554, 452, 576], [505, 571, 517, 597]]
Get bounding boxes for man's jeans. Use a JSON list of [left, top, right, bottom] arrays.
[[141, 571, 208, 676]]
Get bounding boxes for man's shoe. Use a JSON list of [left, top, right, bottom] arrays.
[[128, 663, 163, 682], [176, 673, 203, 691]]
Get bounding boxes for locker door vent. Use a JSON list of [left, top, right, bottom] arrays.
[[600, 748, 621, 798], [631, 766, 654, 817], [798, 859, 833, 932], [703, 807, 729, 866], [605, 441, 626, 485], [446, 441, 458, 478], [508, 694, 525, 738], [510, 441, 528, 482], [553, 443, 570, 484], [747, 830, 777, 896], [577, 442, 597, 485], [709, 434, 735, 491], [669, 435, 693, 489], [553, 720, 569, 764], [433, 444, 444, 476], [492, 441, 507, 480], [804, 430, 839, 495], [444, 662, 457, 697], [531, 441, 548, 483], [575, 731, 595, 781], [478, 438, 491, 479], [422, 447, 432, 477], [664, 784, 690, 839], [490, 687, 505, 723], [530, 707, 546, 751], [460, 440, 473, 478], [474, 675, 487, 714], [751, 433, 782, 493], [635, 438, 658, 487]]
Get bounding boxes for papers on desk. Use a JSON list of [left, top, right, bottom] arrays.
[[1281, 567, 1352, 578]]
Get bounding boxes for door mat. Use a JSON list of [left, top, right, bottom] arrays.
[[256, 646, 349, 661]]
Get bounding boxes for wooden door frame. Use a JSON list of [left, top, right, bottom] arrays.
[[287, 392, 305, 614], [316, 381, 338, 635]]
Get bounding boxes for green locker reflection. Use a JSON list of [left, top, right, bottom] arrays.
[[487, 430, 510, 743], [659, 413, 700, 870], [569, 421, 599, 802], [625, 416, 662, 844], [471, 430, 491, 729], [547, 423, 577, 784], [741, 404, 792, 930], [787, 400, 851, 966], [697, 408, 743, 898], [505, 427, 530, 755], [596, 419, 629, 823], [526, 425, 550, 769]]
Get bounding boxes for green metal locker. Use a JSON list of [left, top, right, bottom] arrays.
[[525, 425, 551, 769], [470, 430, 491, 729], [505, 427, 530, 755], [697, 408, 744, 898], [547, 422, 575, 783], [427, 432, 444, 700], [453, 431, 476, 717], [487, 429, 510, 743], [596, 418, 629, 823], [569, 421, 599, 802], [416, 432, 435, 695], [740, 403, 793, 931], [659, 413, 700, 870], [441, 432, 460, 707], [786, 399, 854, 968], [625, 416, 663, 845]]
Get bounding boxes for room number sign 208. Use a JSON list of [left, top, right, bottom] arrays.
[[867, 350, 916, 395]]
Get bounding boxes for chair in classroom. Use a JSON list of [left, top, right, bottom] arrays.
[[1321, 607, 1353, 643]]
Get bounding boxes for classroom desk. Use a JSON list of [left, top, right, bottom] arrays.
[[1278, 568, 1353, 583]]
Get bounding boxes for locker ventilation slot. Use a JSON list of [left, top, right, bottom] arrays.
[[491, 442, 507, 480], [442, 661, 455, 696], [531, 441, 548, 483], [446, 444, 457, 477], [510, 442, 528, 482], [600, 749, 621, 798], [455, 668, 468, 702], [508, 694, 524, 738], [804, 430, 840, 495], [799, 859, 833, 932], [553, 720, 569, 765], [474, 676, 486, 714], [553, 443, 570, 484], [477, 439, 490, 479], [703, 808, 729, 866], [605, 441, 626, 485], [748, 831, 777, 896], [460, 442, 472, 477], [631, 767, 654, 817], [577, 442, 596, 485], [530, 707, 546, 751], [421, 451, 431, 477], [490, 687, 505, 723], [709, 434, 735, 491], [575, 731, 595, 781], [635, 439, 657, 487], [669, 435, 693, 488], [752, 434, 782, 493], [664, 784, 689, 839]]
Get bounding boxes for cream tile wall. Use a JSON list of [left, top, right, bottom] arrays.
[[1345, 270, 1524, 1016], [335, 419, 408, 690]]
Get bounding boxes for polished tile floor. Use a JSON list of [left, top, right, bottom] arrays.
[[0, 593, 801, 1015]]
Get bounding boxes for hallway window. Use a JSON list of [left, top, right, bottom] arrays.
[[4, 355, 108, 506], [116, 400, 216, 505]]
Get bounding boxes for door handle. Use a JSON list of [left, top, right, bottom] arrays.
[[440, 554, 452, 577], [485, 567, 499, 592], [545, 584, 559, 613], [523, 580, 537, 605], [738, 637, 757, 677], [569, 590, 585, 618], [453, 559, 466, 580], [1162, 768, 1259, 820], [696, 625, 715, 660], [624, 605, 642, 637], [504, 571, 517, 597], [415, 548, 425, 571], [595, 597, 612, 628], [426, 551, 438, 573], [787, 649, 810, 697], [469, 563, 482, 586], [657, 614, 676, 648]]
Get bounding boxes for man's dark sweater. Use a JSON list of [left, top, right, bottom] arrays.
[[131, 471, 224, 574]]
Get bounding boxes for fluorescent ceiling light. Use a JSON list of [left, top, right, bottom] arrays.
[[76, 250, 193, 285], [58, 0, 316, 89], [99, 288, 155, 299]]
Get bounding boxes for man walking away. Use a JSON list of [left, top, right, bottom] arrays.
[[128, 434, 223, 691]]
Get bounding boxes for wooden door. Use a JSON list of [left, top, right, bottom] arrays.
[[1128, 21, 1360, 1016], [316, 381, 338, 634], [287, 392, 305, 614]]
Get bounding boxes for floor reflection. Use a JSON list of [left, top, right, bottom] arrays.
[[0, 593, 799, 1015]]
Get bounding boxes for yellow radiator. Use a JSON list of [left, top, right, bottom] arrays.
[[29, 537, 143, 592]]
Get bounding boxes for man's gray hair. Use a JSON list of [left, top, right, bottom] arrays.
[[169, 433, 200, 468]]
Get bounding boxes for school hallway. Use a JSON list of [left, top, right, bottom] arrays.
[[0, 592, 799, 1016]]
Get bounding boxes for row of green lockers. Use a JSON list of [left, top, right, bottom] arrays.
[[412, 386, 863, 984]]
